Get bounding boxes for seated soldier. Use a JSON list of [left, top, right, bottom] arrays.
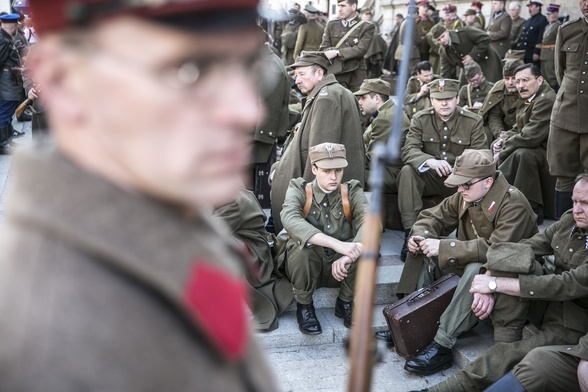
[[354, 78, 410, 193], [458, 61, 494, 117], [492, 63, 556, 224], [378, 149, 537, 375], [404, 61, 439, 119], [397, 78, 487, 261], [280, 143, 370, 334], [423, 174, 588, 392]]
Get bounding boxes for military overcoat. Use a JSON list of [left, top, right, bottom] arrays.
[[270, 74, 365, 233], [293, 19, 325, 60], [516, 12, 548, 63], [486, 11, 512, 58], [0, 29, 24, 101], [403, 74, 440, 118], [214, 190, 294, 332], [510, 16, 526, 48], [479, 79, 524, 138], [539, 19, 562, 88], [397, 173, 538, 293], [0, 147, 278, 391], [439, 27, 504, 83]]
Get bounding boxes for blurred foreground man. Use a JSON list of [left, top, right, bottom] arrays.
[[0, 0, 280, 391]]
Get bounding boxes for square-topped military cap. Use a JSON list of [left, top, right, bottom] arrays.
[[428, 78, 459, 99], [309, 143, 348, 169], [354, 79, 392, 97], [290, 51, 330, 70], [546, 4, 560, 13], [445, 149, 496, 187], [442, 4, 457, 13], [29, 0, 261, 35]]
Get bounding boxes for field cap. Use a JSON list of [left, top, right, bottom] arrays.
[[464, 8, 477, 16], [29, 0, 260, 35], [503, 59, 524, 77], [290, 51, 330, 70], [504, 49, 526, 61], [465, 61, 482, 78], [428, 78, 459, 99], [445, 149, 496, 187], [431, 24, 447, 39], [309, 143, 348, 169], [354, 78, 392, 96]]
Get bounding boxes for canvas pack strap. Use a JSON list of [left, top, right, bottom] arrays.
[[335, 20, 366, 49], [467, 84, 473, 108], [303, 182, 352, 225]]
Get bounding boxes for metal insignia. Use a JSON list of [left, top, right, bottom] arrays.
[[326, 143, 334, 158], [439, 79, 445, 92]]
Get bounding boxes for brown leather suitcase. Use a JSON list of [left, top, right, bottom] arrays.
[[383, 273, 460, 359]]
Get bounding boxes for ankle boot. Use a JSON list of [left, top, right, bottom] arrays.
[[555, 191, 573, 220], [0, 124, 14, 155]]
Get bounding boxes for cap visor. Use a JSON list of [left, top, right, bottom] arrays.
[[289, 60, 315, 69], [353, 88, 371, 96], [315, 158, 348, 169], [444, 173, 472, 187], [430, 91, 457, 99]]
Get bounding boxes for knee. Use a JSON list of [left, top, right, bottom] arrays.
[[514, 347, 554, 389]]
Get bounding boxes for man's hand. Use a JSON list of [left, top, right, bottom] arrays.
[[461, 54, 473, 65], [469, 274, 494, 294], [417, 83, 429, 99], [333, 241, 363, 262], [323, 49, 340, 60], [420, 238, 440, 258], [471, 292, 495, 319], [472, 101, 483, 109], [28, 88, 38, 100], [407, 235, 425, 255], [332, 256, 352, 281], [426, 158, 452, 177], [492, 139, 504, 154]]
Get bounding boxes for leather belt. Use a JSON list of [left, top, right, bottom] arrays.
[[536, 44, 556, 49]]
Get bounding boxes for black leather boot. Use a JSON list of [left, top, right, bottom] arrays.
[[484, 371, 526, 392], [555, 191, 573, 220], [334, 297, 353, 328], [374, 330, 394, 348], [404, 340, 452, 375], [400, 229, 411, 262], [0, 124, 14, 155], [296, 302, 322, 335]]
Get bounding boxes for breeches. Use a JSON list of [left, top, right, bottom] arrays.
[[547, 125, 588, 192]]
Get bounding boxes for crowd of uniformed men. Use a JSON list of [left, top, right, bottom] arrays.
[[3, 0, 588, 390]]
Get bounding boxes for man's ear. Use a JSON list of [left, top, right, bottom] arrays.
[[27, 38, 86, 126], [311, 164, 318, 176], [455, 95, 460, 105]]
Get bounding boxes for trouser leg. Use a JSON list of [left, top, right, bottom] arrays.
[[320, 251, 358, 302], [285, 243, 324, 305], [435, 263, 483, 349], [514, 346, 582, 392], [429, 302, 584, 392]]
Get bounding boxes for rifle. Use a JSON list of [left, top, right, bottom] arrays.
[[347, 2, 417, 391], [15, 98, 31, 118]]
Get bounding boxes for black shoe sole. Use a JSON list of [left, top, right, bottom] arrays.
[[404, 360, 452, 376], [298, 325, 322, 335]]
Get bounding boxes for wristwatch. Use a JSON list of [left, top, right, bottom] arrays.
[[488, 277, 497, 292]]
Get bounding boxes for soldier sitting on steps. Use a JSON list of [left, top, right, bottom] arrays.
[[377, 149, 537, 376], [280, 142, 371, 335]]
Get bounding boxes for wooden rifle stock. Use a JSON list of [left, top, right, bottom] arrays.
[[15, 98, 31, 118], [347, 1, 417, 390]]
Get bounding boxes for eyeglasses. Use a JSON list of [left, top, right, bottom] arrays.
[[458, 177, 487, 190], [515, 77, 538, 85]]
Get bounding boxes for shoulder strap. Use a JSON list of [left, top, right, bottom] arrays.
[[335, 20, 366, 49], [467, 84, 473, 108], [340, 183, 352, 224], [303, 183, 313, 219]]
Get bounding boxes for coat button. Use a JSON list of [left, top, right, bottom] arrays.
[[450, 241, 456, 247], [323, 202, 328, 207], [570, 248, 574, 252], [529, 291, 534, 296], [430, 138, 434, 141], [448, 258, 457, 266]]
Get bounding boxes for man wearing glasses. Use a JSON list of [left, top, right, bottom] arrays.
[[385, 149, 537, 376], [492, 63, 556, 224], [0, 0, 279, 390]]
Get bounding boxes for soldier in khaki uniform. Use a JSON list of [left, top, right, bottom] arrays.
[[416, 0, 436, 61], [547, 2, 588, 219], [492, 63, 556, 223], [281, 10, 303, 66], [354, 78, 410, 193], [397, 78, 487, 260], [386, 150, 537, 376], [319, 0, 376, 93], [509, 1, 526, 49], [427, 174, 588, 392], [538, 4, 562, 91], [479, 58, 525, 142], [0, 0, 281, 390], [404, 61, 440, 119], [293, 5, 324, 60], [281, 143, 369, 334], [432, 23, 504, 84], [471, 1, 486, 30], [458, 61, 494, 117], [487, 0, 512, 58]]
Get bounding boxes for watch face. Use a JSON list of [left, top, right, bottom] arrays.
[[489, 279, 497, 291]]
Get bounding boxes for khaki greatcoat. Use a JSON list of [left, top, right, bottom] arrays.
[[293, 19, 325, 60], [539, 19, 562, 89], [270, 74, 365, 233], [0, 147, 278, 391], [486, 11, 512, 58], [479, 79, 524, 139]]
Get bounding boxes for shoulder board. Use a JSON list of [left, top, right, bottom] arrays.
[[560, 17, 582, 30], [318, 87, 329, 96], [457, 108, 481, 119]]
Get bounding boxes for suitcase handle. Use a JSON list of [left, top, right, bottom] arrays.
[[406, 286, 437, 304]]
